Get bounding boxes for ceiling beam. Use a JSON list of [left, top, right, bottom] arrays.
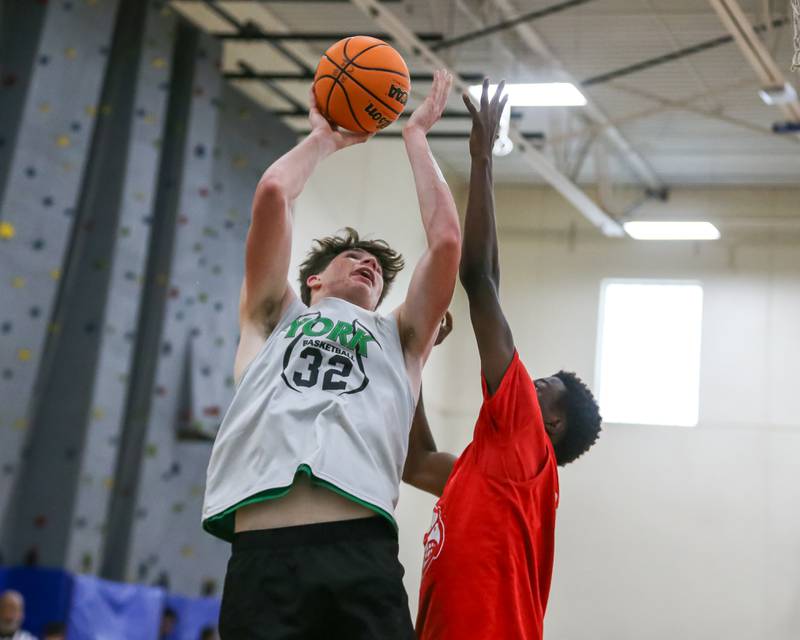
[[484, 0, 664, 193], [546, 78, 761, 144], [223, 71, 486, 83], [214, 29, 444, 43], [265, 107, 526, 121], [582, 15, 790, 87], [348, 0, 624, 236], [430, 0, 598, 51], [707, 0, 800, 122], [610, 81, 800, 144]]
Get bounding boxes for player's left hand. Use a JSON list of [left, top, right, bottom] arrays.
[[462, 78, 508, 159], [434, 310, 453, 346], [405, 69, 453, 134]]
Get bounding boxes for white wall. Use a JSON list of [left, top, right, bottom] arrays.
[[295, 140, 800, 639]]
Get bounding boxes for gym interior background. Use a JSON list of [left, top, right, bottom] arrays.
[[1, 0, 799, 638]]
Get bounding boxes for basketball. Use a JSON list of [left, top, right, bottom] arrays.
[[313, 36, 411, 134]]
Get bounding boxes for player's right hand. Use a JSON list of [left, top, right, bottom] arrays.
[[308, 86, 373, 151]]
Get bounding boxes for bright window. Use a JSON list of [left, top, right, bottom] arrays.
[[596, 280, 703, 427]]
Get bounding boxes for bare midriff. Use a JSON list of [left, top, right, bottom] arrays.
[[234, 473, 376, 532]]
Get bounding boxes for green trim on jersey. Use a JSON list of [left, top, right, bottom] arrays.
[[202, 464, 398, 542]]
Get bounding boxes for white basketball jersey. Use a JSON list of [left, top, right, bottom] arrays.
[[202, 296, 416, 540]]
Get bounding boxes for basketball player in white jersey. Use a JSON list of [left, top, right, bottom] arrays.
[[203, 71, 459, 639]]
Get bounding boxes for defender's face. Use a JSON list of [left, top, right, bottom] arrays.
[[309, 249, 384, 310], [534, 376, 568, 445]]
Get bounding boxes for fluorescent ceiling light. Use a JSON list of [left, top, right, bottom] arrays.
[[468, 82, 587, 107], [623, 221, 721, 241], [758, 82, 798, 106]]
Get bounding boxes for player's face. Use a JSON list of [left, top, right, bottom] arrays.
[[314, 249, 384, 310], [534, 376, 567, 445]]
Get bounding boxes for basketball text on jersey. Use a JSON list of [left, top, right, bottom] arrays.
[[281, 311, 382, 395]]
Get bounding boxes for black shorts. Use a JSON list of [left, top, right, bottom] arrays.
[[219, 517, 415, 640]]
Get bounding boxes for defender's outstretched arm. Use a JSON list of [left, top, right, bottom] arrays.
[[459, 80, 514, 395]]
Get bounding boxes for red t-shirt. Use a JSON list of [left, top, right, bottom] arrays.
[[416, 352, 559, 640]]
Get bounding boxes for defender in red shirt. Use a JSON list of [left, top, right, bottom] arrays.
[[402, 80, 603, 640]]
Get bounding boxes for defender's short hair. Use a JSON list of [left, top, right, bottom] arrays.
[[552, 371, 602, 466]]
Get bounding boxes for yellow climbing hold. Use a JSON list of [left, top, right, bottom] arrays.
[[0, 221, 15, 239], [103, 477, 114, 489], [152, 57, 167, 69], [50, 268, 61, 280], [65, 47, 77, 60], [233, 155, 247, 169], [13, 418, 28, 431], [17, 348, 31, 362], [39, 102, 51, 113], [92, 407, 106, 420], [85, 105, 97, 117], [181, 545, 194, 558], [12, 276, 25, 288], [56, 134, 71, 148]]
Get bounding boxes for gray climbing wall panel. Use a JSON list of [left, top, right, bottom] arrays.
[[1, 1, 297, 595]]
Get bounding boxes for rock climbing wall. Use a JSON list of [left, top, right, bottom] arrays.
[[0, 0, 121, 529], [0, 0, 296, 595], [125, 78, 298, 595]]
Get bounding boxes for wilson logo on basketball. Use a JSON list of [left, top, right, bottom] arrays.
[[388, 84, 408, 105], [364, 103, 392, 130]]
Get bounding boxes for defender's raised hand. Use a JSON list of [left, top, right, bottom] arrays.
[[406, 69, 454, 134], [308, 86, 372, 151], [462, 78, 508, 159]]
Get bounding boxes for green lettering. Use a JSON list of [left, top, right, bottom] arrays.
[[303, 317, 334, 337], [286, 316, 311, 338], [348, 330, 375, 356], [328, 321, 355, 347]]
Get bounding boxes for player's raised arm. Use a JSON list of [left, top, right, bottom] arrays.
[[459, 79, 513, 395], [395, 71, 461, 386], [240, 88, 372, 333]]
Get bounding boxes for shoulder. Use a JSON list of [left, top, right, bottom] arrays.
[[482, 352, 534, 401]]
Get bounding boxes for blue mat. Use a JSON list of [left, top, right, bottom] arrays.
[[0, 567, 220, 639], [0, 566, 72, 636]]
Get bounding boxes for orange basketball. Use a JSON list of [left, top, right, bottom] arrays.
[[313, 36, 411, 134]]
